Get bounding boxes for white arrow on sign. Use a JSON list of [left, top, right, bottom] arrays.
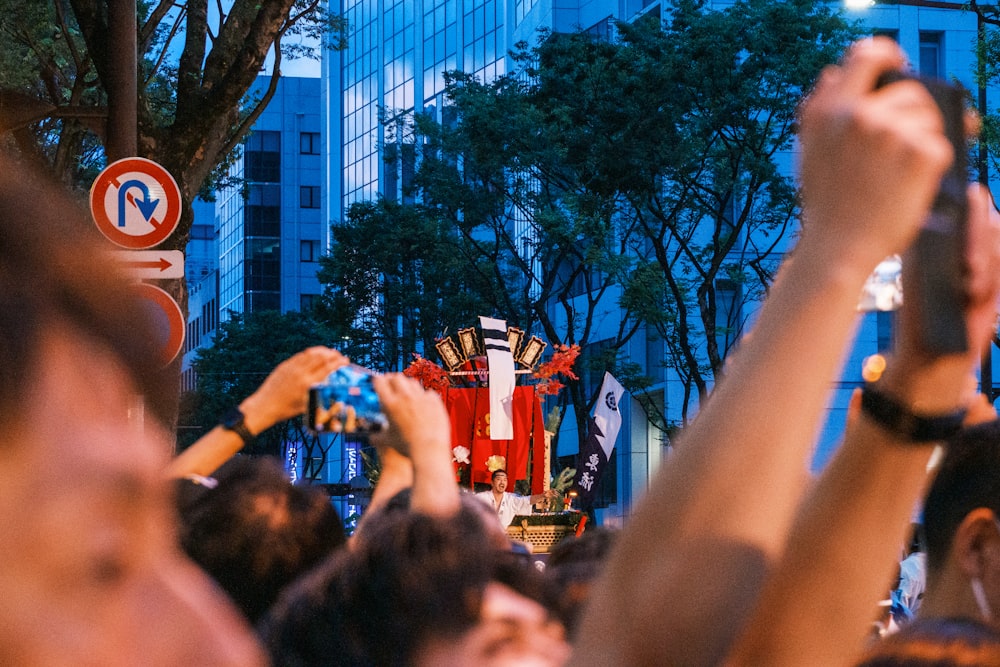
[[111, 250, 185, 279]]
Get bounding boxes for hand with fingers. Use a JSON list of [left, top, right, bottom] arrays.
[[797, 37, 955, 272], [167, 346, 348, 479], [370, 374, 459, 517]]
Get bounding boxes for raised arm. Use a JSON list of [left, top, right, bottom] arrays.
[[166, 347, 347, 478], [573, 37, 954, 666], [369, 374, 459, 518], [727, 184, 1000, 666]]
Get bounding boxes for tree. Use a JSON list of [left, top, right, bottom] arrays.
[[317, 0, 858, 449], [316, 197, 499, 371], [605, 0, 859, 422], [178, 309, 337, 468], [319, 57, 641, 442], [1, 1, 343, 193], [971, 1, 1000, 178], [0, 0, 346, 419]]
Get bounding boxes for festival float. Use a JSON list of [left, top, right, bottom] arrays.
[[404, 317, 584, 552]]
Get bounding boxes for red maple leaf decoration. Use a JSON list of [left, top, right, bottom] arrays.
[[402, 354, 453, 392], [534, 344, 580, 396], [402, 343, 580, 397]]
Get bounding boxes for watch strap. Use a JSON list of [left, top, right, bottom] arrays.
[[860, 383, 966, 443], [220, 407, 254, 445]]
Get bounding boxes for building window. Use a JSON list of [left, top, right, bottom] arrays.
[[300, 294, 318, 311], [715, 278, 743, 358], [245, 238, 281, 292], [248, 292, 281, 312], [300, 240, 318, 262], [919, 32, 942, 78], [876, 311, 895, 353], [300, 131, 320, 155], [246, 184, 281, 235], [245, 130, 280, 182], [401, 143, 416, 204], [585, 16, 613, 42], [300, 185, 321, 209]]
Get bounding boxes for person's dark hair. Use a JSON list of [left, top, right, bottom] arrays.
[[0, 153, 170, 425], [262, 502, 557, 666], [175, 456, 346, 624], [855, 616, 1000, 666], [922, 420, 1000, 574], [492, 469, 507, 481], [545, 527, 619, 637]]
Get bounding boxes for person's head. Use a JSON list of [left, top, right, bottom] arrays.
[[0, 155, 263, 664], [262, 503, 569, 666], [545, 526, 619, 638], [855, 616, 1000, 666], [921, 420, 1000, 624], [176, 456, 347, 623], [491, 469, 509, 494], [367, 486, 512, 551]]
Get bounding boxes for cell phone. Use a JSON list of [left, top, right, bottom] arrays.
[[307, 364, 386, 434], [877, 71, 969, 354]]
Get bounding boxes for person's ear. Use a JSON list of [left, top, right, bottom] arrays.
[[953, 507, 1000, 579]]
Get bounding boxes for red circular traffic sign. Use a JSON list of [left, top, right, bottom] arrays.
[[133, 283, 185, 367], [90, 157, 182, 249]]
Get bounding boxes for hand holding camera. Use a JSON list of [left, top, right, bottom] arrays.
[[875, 71, 970, 355], [307, 364, 387, 434]]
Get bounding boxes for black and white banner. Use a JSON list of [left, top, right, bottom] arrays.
[[574, 372, 625, 505], [480, 315, 515, 440]]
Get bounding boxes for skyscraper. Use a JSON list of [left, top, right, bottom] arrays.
[[182, 76, 325, 389]]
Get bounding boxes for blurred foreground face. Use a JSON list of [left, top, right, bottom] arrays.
[[0, 325, 265, 666], [414, 582, 571, 667]]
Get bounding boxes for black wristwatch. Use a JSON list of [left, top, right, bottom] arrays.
[[860, 383, 966, 443], [220, 407, 255, 445]]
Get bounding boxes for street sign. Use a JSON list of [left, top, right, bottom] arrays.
[[133, 283, 185, 367], [111, 250, 184, 279], [90, 157, 181, 249]]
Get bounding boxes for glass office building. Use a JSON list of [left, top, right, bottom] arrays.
[[318, 0, 993, 524], [182, 76, 325, 390]]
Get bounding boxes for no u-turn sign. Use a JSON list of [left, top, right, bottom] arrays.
[[90, 157, 181, 249]]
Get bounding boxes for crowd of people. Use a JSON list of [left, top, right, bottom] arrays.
[[6, 36, 1000, 665]]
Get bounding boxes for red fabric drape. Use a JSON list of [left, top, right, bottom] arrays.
[[443, 386, 546, 494]]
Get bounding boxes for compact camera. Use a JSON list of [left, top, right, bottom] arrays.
[[874, 71, 970, 354], [307, 364, 386, 434]]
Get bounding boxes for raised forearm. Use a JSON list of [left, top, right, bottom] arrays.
[[574, 38, 954, 666], [574, 244, 879, 665]]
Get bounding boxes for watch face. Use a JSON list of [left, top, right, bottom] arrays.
[[222, 408, 245, 430], [221, 408, 253, 443]]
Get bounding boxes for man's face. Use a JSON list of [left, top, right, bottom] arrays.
[[492, 473, 508, 494], [0, 326, 265, 665]]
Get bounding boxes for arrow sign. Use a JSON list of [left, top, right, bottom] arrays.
[[111, 250, 184, 279], [118, 179, 160, 227]]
